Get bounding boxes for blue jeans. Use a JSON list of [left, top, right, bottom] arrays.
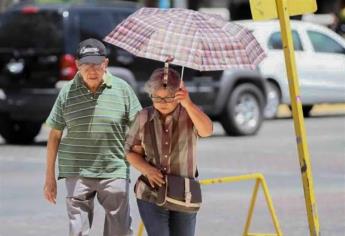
[[137, 199, 197, 236]]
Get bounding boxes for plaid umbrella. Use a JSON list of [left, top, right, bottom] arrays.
[[104, 8, 265, 72]]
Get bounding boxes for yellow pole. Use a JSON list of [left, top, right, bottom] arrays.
[[260, 177, 283, 235], [200, 173, 263, 185], [201, 174, 282, 235], [137, 221, 144, 236], [243, 179, 260, 236], [275, 0, 320, 235]]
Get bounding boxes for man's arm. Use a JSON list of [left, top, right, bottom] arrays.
[[44, 128, 63, 204]]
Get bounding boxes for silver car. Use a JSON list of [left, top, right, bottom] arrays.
[[239, 20, 345, 118]]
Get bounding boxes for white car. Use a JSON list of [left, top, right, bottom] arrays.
[[238, 20, 345, 118]]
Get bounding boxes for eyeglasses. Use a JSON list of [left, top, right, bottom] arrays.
[[150, 95, 175, 103]]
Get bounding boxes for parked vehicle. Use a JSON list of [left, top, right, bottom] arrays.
[[0, 3, 267, 144], [238, 20, 345, 118]]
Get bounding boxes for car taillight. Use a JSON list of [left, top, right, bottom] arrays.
[[21, 6, 39, 14], [60, 54, 77, 80]]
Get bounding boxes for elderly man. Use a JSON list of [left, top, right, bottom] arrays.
[[43, 38, 141, 236]]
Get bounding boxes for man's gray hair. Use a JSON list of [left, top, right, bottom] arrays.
[[144, 68, 181, 95]]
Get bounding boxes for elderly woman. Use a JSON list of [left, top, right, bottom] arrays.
[[125, 67, 213, 236]]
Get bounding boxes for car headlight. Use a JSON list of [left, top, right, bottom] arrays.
[[0, 89, 6, 100]]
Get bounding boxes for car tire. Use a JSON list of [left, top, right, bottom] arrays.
[[264, 82, 280, 119], [220, 83, 264, 136], [0, 116, 41, 144], [302, 105, 313, 117]]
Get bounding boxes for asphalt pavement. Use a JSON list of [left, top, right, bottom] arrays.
[[0, 113, 344, 236]]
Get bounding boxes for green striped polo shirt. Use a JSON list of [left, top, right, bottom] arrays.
[[46, 71, 142, 179]]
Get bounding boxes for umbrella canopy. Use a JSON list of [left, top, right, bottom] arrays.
[[104, 7, 265, 71]]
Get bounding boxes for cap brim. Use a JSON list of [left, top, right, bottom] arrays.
[[79, 56, 105, 64]]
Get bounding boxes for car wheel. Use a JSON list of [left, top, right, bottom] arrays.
[[220, 83, 264, 136], [0, 116, 41, 144], [264, 82, 280, 119], [302, 105, 313, 117]]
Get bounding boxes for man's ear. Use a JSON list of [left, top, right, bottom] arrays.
[[75, 60, 80, 70], [104, 58, 109, 67]]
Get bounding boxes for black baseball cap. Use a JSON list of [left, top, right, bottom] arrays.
[[76, 38, 106, 64]]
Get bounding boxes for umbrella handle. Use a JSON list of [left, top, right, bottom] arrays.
[[163, 62, 169, 87], [163, 56, 174, 87], [180, 66, 185, 88]]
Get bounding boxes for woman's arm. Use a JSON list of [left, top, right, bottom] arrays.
[[127, 147, 165, 188], [175, 85, 213, 137]]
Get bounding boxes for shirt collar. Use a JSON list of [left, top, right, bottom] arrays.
[[149, 104, 181, 122], [74, 71, 113, 89]]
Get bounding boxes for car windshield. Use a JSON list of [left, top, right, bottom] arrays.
[[0, 10, 63, 51], [307, 30, 345, 54]]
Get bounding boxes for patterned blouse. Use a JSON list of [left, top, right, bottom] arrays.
[[125, 105, 198, 203]]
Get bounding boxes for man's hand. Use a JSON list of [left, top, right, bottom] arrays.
[[44, 176, 57, 204]]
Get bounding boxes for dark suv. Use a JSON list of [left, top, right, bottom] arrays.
[[0, 2, 267, 144]]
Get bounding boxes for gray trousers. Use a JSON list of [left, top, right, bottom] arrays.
[[65, 177, 133, 236]]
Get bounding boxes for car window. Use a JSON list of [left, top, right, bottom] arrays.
[[307, 30, 345, 54], [78, 11, 114, 40], [78, 9, 132, 41], [0, 10, 63, 50], [268, 30, 303, 51], [111, 11, 132, 25]]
